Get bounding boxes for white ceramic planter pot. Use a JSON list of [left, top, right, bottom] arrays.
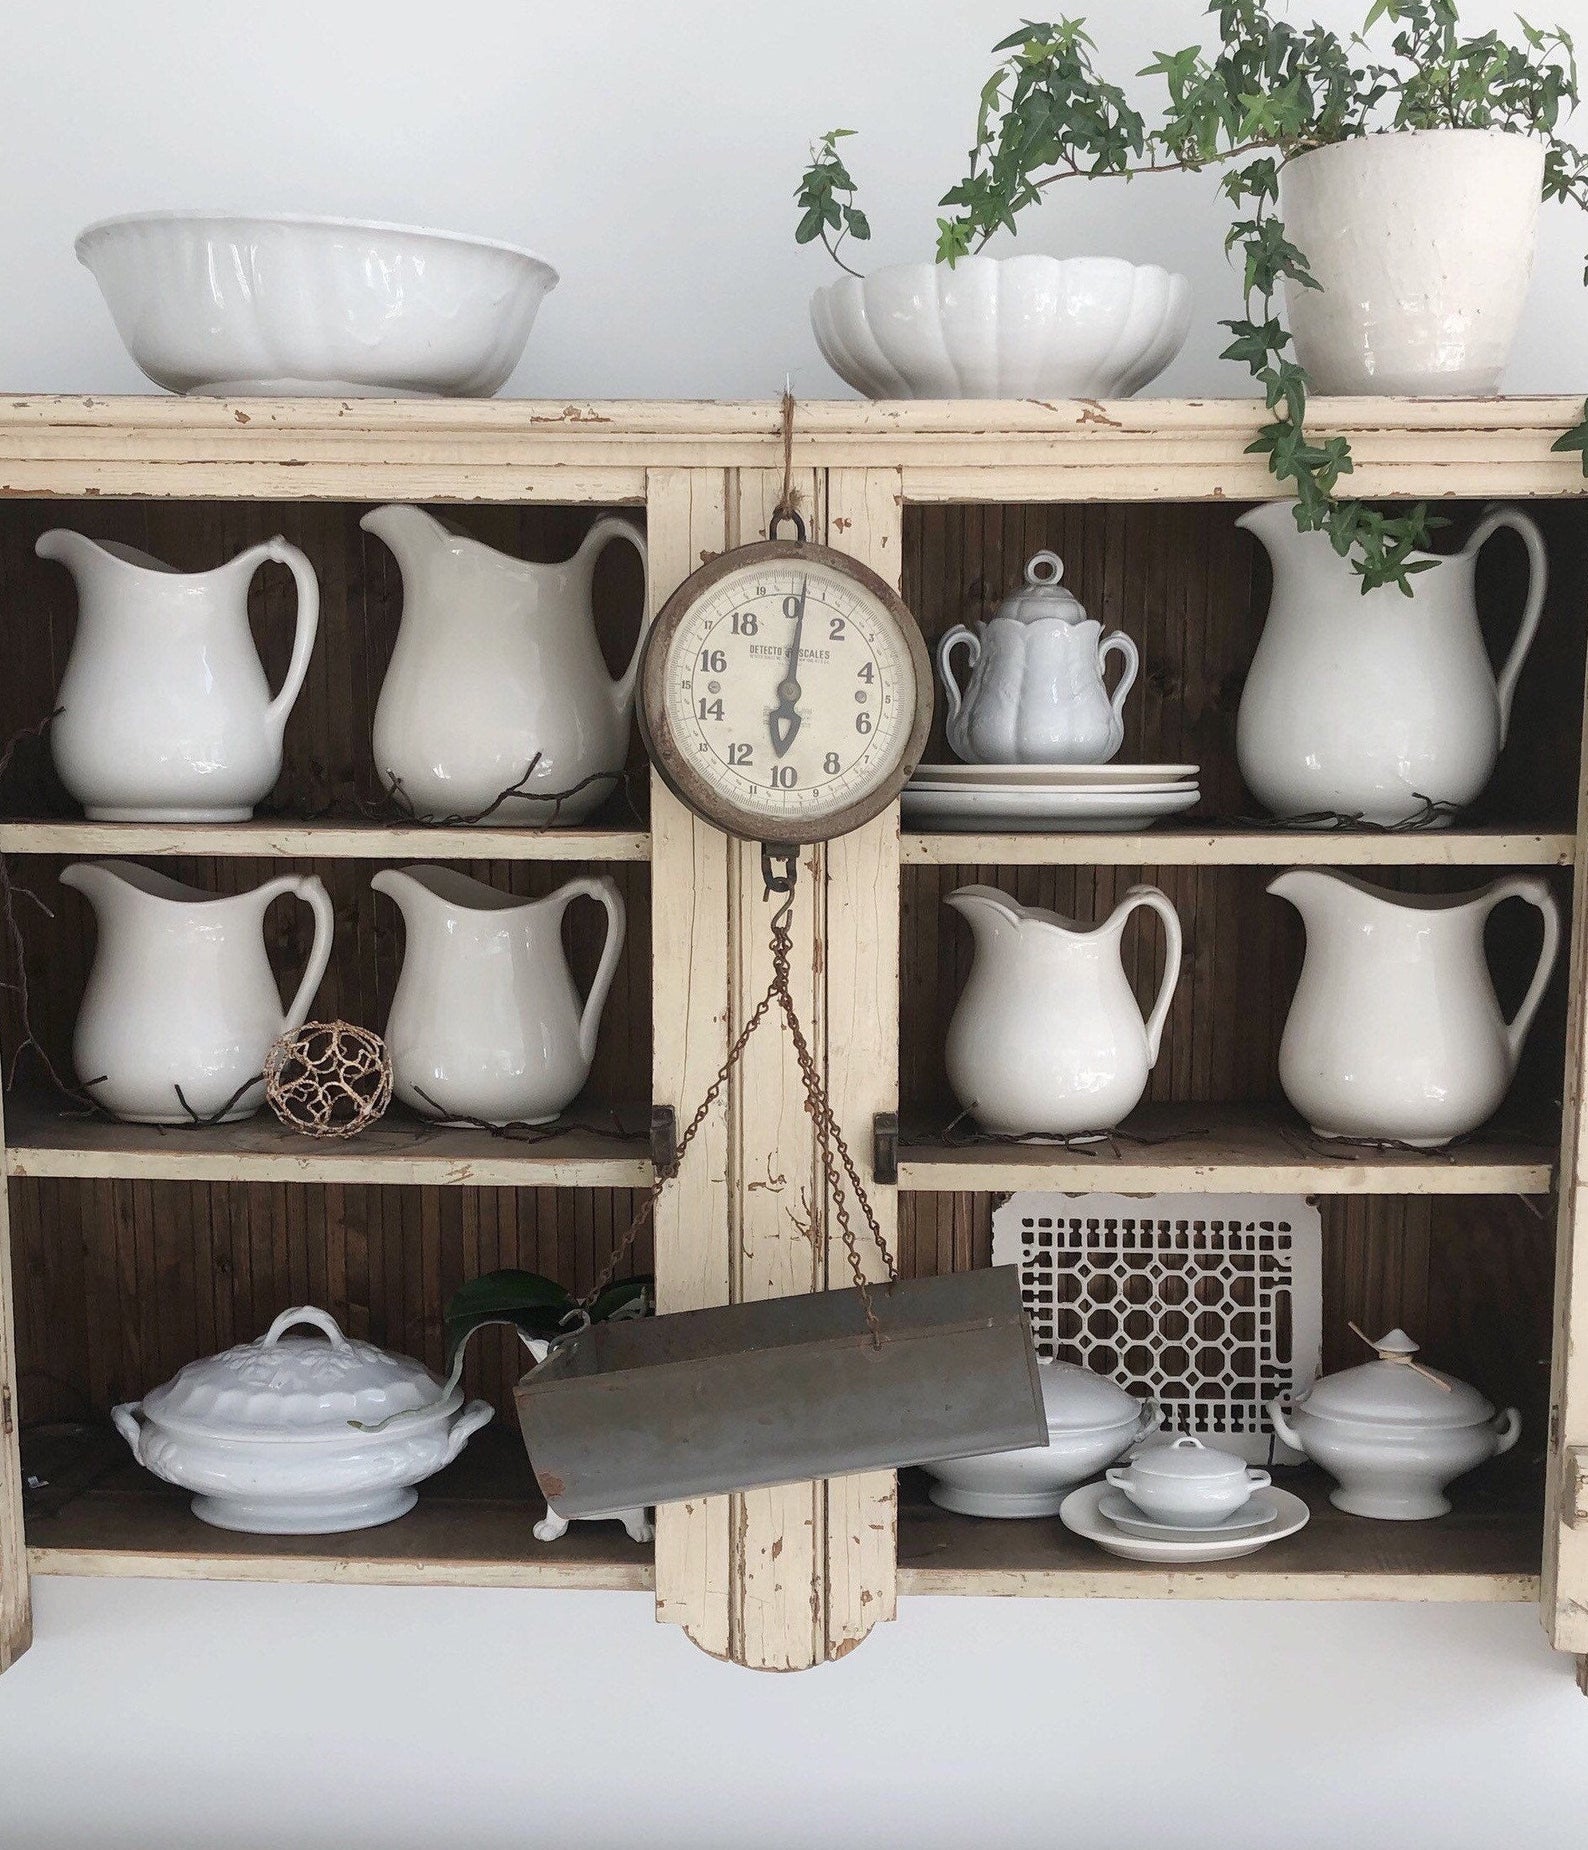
[[811, 256, 1190, 399], [1280, 128, 1544, 396]]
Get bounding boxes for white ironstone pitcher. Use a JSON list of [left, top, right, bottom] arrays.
[[61, 860, 334, 1123], [41, 527, 320, 821], [1236, 502, 1546, 824], [1270, 868, 1561, 1146], [363, 505, 649, 824], [944, 883, 1182, 1136], [372, 866, 625, 1125]]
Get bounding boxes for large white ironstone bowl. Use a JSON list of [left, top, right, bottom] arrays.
[[76, 211, 559, 397], [810, 255, 1190, 400]]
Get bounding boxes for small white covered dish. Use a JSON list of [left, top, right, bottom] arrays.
[[1106, 1435, 1270, 1528], [1269, 1328, 1520, 1521], [112, 1306, 494, 1534], [920, 1357, 1158, 1517]]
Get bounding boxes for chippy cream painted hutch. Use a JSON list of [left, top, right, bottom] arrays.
[[0, 394, 1585, 1677]]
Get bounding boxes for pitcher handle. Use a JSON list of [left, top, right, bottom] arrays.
[[552, 876, 627, 1065], [244, 538, 322, 742], [936, 625, 980, 732], [255, 874, 336, 1033], [1463, 506, 1547, 746], [1098, 630, 1139, 733], [1114, 884, 1183, 1067], [1481, 875, 1562, 1073], [575, 516, 651, 713]]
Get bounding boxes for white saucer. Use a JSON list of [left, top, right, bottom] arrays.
[[911, 762, 1199, 789], [1060, 1481, 1309, 1562], [902, 783, 1200, 834], [1097, 1488, 1278, 1542]]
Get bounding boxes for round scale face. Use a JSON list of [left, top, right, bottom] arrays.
[[641, 541, 931, 842]]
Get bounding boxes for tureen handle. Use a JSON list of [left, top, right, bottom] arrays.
[[443, 1399, 497, 1466], [111, 1401, 145, 1462], [1097, 631, 1139, 739], [262, 1305, 351, 1350], [1136, 1398, 1163, 1438], [1267, 1397, 1305, 1453], [936, 626, 981, 736], [1491, 1407, 1523, 1456]]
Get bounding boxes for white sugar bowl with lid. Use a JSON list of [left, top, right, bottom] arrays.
[[1268, 1327, 1521, 1521], [111, 1306, 494, 1534], [1106, 1436, 1271, 1528], [937, 551, 1140, 766], [920, 1357, 1159, 1518]]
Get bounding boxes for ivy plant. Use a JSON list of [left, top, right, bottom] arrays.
[[796, 2, 1588, 592]]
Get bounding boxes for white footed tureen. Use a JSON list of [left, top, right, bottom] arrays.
[[1269, 1327, 1520, 1521], [921, 1357, 1158, 1517], [112, 1306, 494, 1534]]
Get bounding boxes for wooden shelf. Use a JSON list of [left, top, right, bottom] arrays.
[[896, 1104, 1557, 1196], [895, 1468, 1540, 1601], [25, 1430, 653, 1592], [0, 820, 651, 862], [901, 828, 1576, 868], [29, 1447, 1536, 1604], [2, 1092, 653, 1188]]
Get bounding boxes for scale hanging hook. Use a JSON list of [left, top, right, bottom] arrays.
[[761, 842, 799, 935]]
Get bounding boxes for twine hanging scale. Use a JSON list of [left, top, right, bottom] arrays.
[[582, 389, 898, 1341]]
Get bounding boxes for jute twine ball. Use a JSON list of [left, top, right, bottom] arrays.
[[264, 1020, 393, 1139]]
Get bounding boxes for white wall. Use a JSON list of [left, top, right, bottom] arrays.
[[3, 2, 1588, 1844]]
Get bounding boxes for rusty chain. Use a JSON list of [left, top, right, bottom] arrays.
[[582, 845, 898, 1342]]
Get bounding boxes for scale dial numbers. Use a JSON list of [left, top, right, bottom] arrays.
[[640, 541, 932, 844]]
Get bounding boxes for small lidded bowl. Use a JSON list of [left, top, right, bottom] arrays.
[[1106, 1436, 1270, 1527], [921, 1357, 1159, 1518], [1269, 1327, 1521, 1520], [112, 1305, 494, 1534]]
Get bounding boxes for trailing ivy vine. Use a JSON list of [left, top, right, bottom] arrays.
[[796, 2, 1588, 592]]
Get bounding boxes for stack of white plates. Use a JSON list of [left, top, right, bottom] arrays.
[[902, 762, 1200, 833], [1058, 1480, 1310, 1563]]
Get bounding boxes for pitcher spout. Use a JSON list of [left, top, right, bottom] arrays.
[[945, 885, 1028, 943], [359, 504, 454, 581]]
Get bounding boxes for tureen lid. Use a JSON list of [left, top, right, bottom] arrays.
[[141, 1307, 457, 1440], [1125, 1436, 1250, 1482], [1293, 1328, 1495, 1429], [995, 551, 1089, 625], [1039, 1357, 1144, 1431]]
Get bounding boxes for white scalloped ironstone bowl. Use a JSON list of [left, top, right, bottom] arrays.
[[811, 255, 1191, 400], [76, 212, 560, 398]]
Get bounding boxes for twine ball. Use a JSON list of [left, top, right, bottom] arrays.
[[264, 1021, 393, 1139]]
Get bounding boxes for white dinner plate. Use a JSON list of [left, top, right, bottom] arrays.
[[1097, 1488, 1278, 1542], [1060, 1481, 1309, 1563], [902, 782, 1201, 833], [910, 762, 1199, 789]]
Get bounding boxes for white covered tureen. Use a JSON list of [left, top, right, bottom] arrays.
[[112, 1306, 494, 1534], [921, 1357, 1158, 1517], [1268, 1328, 1520, 1521]]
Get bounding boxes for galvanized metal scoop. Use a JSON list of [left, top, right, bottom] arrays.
[[503, 848, 1044, 1515]]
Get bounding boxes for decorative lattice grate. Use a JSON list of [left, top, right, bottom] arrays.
[[992, 1191, 1323, 1464]]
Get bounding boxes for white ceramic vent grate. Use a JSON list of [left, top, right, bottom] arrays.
[[992, 1191, 1323, 1464]]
